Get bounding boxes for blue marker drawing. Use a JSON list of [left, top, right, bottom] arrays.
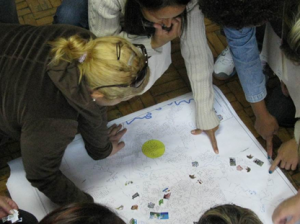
[[126, 112, 152, 125], [174, 98, 194, 106], [156, 107, 162, 111]]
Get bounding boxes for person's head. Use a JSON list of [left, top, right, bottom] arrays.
[[281, 0, 300, 63], [198, 204, 263, 224], [198, 0, 284, 29], [124, 0, 191, 36], [39, 203, 125, 224], [49, 35, 149, 106]]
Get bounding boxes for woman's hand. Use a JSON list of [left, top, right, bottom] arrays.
[[0, 196, 18, 219], [191, 126, 219, 154], [269, 139, 299, 173], [108, 124, 127, 156], [151, 17, 181, 49], [272, 191, 300, 224]]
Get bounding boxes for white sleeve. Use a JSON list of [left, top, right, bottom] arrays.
[[180, 0, 219, 130], [88, 0, 162, 56]]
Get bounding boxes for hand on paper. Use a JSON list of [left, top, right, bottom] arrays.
[[269, 139, 299, 173], [151, 17, 181, 49], [108, 124, 127, 156], [272, 191, 300, 224], [254, 112, 279, 157], [191, 126, 219, 154], [0, 196, 18, 219]]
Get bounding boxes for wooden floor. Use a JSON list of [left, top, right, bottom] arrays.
[[0, 0, 298, 199]]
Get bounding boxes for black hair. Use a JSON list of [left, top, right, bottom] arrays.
[[198, 0, 284, 29], [39, 203, 125, 224], [124, 0, 191, 36]]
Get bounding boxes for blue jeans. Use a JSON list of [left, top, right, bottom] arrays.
[[53, 0, 89, 29], [0, 0, 19, 23], [224, 27, 266, 103]]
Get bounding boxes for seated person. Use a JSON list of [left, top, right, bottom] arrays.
[[0, 0, 149, 205], [198, 204, 262, 224]]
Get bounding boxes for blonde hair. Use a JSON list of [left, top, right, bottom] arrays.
[[282, 0, 300, 62], [198, 204, 263, 224], [49, 35, 149, 100]]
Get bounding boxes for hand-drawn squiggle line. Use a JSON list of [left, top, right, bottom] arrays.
[[174, 98, 194, 106], [126, 112, 152, 125], [156, 108, 162, 111]]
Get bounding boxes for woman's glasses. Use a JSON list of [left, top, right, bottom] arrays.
[[93, 44, 148, 90]]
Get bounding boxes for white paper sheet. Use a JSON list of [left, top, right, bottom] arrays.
[[8, 86, 297, 223]]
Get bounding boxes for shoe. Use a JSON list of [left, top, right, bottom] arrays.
[[213, 46, 236, 80]]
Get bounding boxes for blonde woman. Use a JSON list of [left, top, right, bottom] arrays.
[[0, 3, 149, 205]]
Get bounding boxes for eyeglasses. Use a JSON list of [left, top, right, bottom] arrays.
[[93, 44, 148, 90]]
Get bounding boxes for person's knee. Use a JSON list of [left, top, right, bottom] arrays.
[[54, 0, 88, 27]]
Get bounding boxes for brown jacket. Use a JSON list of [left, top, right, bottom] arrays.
[[0, 23, 112, 205]]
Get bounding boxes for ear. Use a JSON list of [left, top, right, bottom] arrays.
[[91, 90, 105, 100]]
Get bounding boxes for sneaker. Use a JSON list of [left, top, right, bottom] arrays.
[[213, 46, 236, 80]]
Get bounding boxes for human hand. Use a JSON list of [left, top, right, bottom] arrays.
[[108, 124, 127, 156], [151, 17, 181, 49], [254, 113, 279, 157], [272, 191, 300, 224], [191, 126, 219, 154], [0, 196, 18, 219], [269, 139, 299, 173]]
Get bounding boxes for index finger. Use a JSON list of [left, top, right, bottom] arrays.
[[269, 155, 282, 173], [266, 136, 273, 158], [206, 130, 219, 154]]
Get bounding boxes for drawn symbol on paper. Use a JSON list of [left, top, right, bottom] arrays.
[[159, 199, 164, 205], [142, 140, 165, 158], [217, 114, 223, 121], [246, 167, 251, 172], [162, 188, 169, 192], [197, 179, 203, 184], [247, 154, 253, 159], [189, 174, 196, 179], [131, 205, 138, 210], [116, 205, 124, 210], [192, 161, 199, 167], [148, 202, 155, 208], [132, 192, 139, 199]]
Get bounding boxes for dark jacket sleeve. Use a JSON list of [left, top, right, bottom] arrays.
[[78, 112, 113, 160], [21, 118, 93, 205]]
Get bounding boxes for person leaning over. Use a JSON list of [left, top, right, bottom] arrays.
[[0, 5, 149, 205]]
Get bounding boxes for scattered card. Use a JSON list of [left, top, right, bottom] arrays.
[[192, 161, 199, 167], [148, 202, 155, 208], [132, 192, 139, 199], [150, 212, 169, 220], [253, 158, 264, 166], [131, 205, 138, 210], [230, 157, 236, 166]]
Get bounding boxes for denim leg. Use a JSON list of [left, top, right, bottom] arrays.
[[0, 0, 19, 23], [53, 0, 89, 29], [224, 27, 266, 103]]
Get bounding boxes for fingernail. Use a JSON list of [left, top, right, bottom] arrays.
[[9, 210, 14, 215], [269, 170, 272, 174], [191, 130, 195, 134]]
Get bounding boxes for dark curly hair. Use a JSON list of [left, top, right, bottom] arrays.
[[198, 0, 285, 29]]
